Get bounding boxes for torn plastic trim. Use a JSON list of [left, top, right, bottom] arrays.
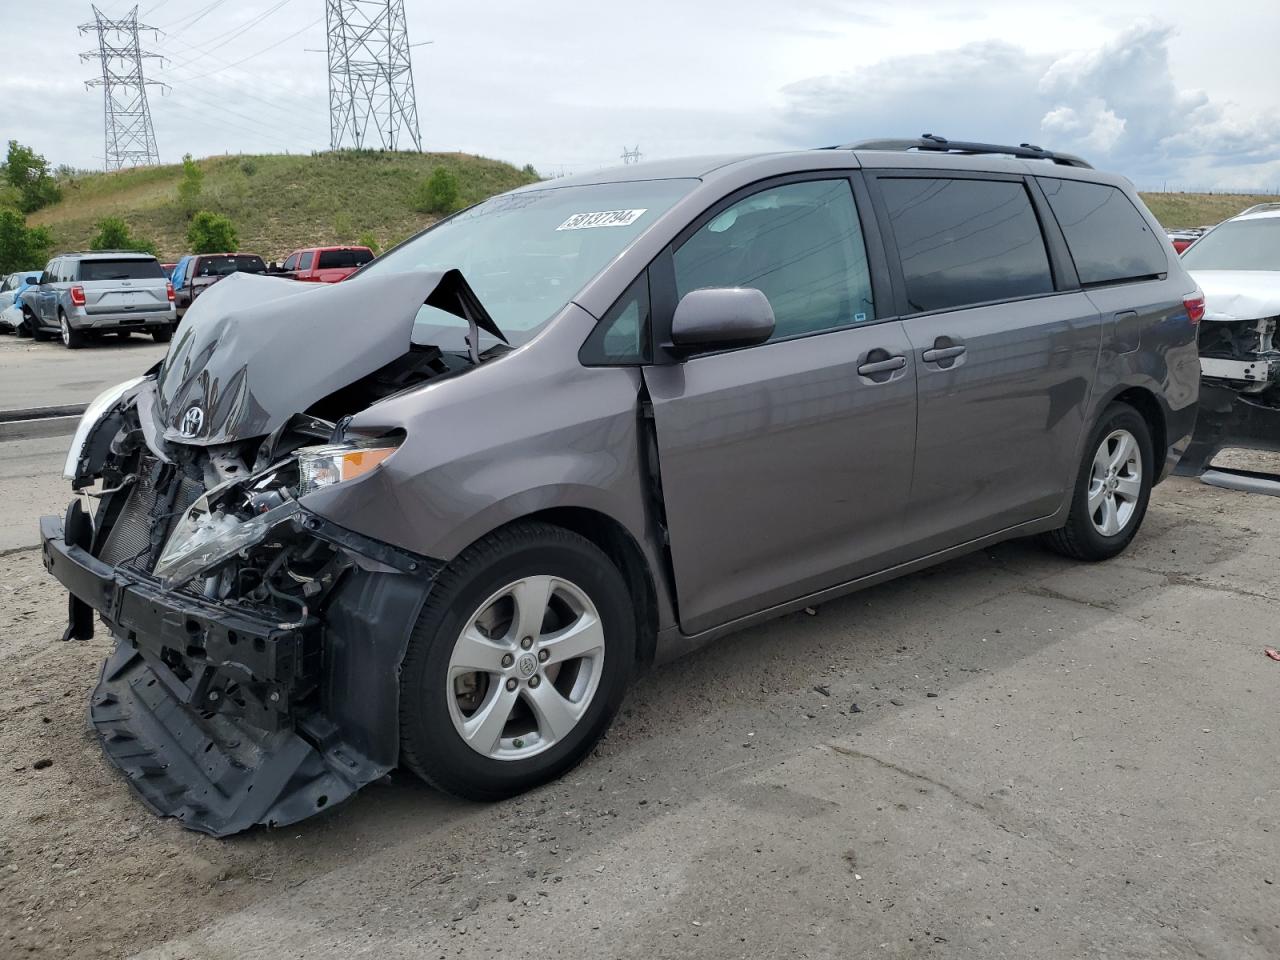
[[63, 376, 148, 483]]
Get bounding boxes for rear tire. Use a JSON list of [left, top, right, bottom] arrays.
[[19, 310, 37, 338], [152, 326, 172, 343], [60, 312, 85, 350], [1041, 402, 1153, 561], [399, 521, 635, 801]]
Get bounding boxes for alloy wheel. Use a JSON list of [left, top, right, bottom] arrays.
[[60, 315, 70, 345], [446, 575, 606, 761], [1088, 428, 1142, 536]]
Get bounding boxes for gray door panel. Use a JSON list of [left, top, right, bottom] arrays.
[[901, 293, 1102, 554], [644, 322, 917, 635]]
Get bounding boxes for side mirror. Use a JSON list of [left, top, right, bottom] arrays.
[[670, 287, 774, 355]]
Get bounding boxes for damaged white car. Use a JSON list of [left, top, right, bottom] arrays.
[[1179, 202, 1280, 479]]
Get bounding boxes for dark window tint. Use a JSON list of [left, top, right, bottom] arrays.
[[1039, 178, 1167, 285], [299, 252, 315, 270], [581, 272, 651, 364], [196, 254, 266, 276], [283, 253, 300, 272], [673, 179, 875, 342], [78, 258, 164, 281], [317, 248, 374, 269], [1180, 217, 1280, 272], [881, 178, 1054, 312]]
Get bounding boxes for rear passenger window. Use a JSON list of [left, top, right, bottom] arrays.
[[299, 252, 315, 270], [1038, 178, 1168, 286], [880, 178, 1054, 313], [673, 179, 876, 342]]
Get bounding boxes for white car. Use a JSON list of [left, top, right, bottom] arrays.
[[1180, 202, 1280, 476]]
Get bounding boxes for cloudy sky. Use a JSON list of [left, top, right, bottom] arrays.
[[3, 0, 1278, 190]]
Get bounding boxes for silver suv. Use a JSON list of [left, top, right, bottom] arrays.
[[42, 137, 1202, 835], [24, 251, 176, 348]]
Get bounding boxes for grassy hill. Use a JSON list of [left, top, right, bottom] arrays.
[[25, 149, 1276, 258], [28, 150, 539, 261]]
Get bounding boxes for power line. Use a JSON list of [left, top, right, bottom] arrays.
[[163, 14, 322, 86], [80, 4, 165, 170], [327, 0, 422, 151]]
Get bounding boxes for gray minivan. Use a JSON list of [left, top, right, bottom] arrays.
[[42, 137, 1201, 835], [25, 251, 176, 348]]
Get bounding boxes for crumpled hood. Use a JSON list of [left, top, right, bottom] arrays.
[[1189, 270, 1280, 322], [155, 269, 438, 445]]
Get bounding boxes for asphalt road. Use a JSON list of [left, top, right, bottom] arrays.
[[2, 419, 1279, 958], [0, 333, 165, 411]]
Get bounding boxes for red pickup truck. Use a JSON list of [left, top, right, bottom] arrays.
[[278, 246, 374, 283]]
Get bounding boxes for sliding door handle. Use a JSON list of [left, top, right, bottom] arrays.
[[856, 355, 907, 376]]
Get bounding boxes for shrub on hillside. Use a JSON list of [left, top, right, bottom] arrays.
[[89, 216, 158, 257], [177, 153, 204, 216], [357, 231, 380, 255], [186, 210, 238, 254], [0, 209, 53, 273], [333, 212, 355, 242], [4, 140, 61, 214], [412, 168, 460, 216]]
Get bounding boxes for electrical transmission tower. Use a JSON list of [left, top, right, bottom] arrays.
[[326, 0, 423, 151], [79, 5, 164, 171], [621, 145, 642, 165]]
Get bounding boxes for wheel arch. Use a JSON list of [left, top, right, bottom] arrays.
[[486, 506, 660, 666], [1109, 385, 1167, 482]]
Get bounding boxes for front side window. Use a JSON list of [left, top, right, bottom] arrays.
[[1181, 217, 1280, 272], [880, 177, 1054, 313], [283, 253, 300, 272], [361, 178, 695, 351], [1039, 178, 1168, 285]]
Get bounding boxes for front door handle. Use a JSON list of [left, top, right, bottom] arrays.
[[921, 345, 966, 363], [857, 355, 907, 376]]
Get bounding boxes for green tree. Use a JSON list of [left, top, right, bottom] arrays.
[[89, 216, 158, 257], [4, 140, 60, 213], [177, 153, 204, 215], [412, 167, 460, 215], [185, 210, 238, 253], [0, 209, 53, 273], [521, 163, 539, 179]]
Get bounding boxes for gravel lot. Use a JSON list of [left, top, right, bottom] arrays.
[[1, 342, 1277, 958]]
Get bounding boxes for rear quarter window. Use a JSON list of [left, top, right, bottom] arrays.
[[1038, 178, 1168, 286], [879, 177, 1054, 313]]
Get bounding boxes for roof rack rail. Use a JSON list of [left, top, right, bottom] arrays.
[[838, 134, 1093, 169], [1239, 202, 1280, 216]]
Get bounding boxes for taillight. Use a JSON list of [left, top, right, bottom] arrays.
[[166, 281, 175, 302], [69, 285, 86, 307], [1183, 294, 1205, 325]]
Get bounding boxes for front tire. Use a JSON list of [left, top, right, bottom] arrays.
[[399, 522, 635, 801], [1042, 402, 1153, 561]]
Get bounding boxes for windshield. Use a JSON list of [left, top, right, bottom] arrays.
[[1182, 218, 1280, 272], [79, 258, 165, 281], [358, 179, 696, 348], [196, 255, 266, 277]]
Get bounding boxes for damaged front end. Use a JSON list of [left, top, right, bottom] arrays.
[[1178, 273, 1280, 482], [40, 269, 491, 835]]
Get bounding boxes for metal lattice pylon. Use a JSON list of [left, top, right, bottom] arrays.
[[78, 5, 164, 171], [325, 0, 422, 151]]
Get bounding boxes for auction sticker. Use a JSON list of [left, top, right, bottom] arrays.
[[556, 209, 647, 231]]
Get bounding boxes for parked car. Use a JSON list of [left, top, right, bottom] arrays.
[[23, 251, 176, 348], [171, 252, 267, 318], [277, 245, 374, 283], [43, 136, 1200, 835], [1167, 227, 1206, 254], [1176, 202, 1280, 476], [0, 270, 41, 333]]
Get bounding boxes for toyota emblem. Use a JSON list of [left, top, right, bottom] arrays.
[[179, 405, 205, 438]]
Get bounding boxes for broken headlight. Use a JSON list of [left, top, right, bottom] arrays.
[[296, 439, 399, 496], [152, 494, 279, 588]]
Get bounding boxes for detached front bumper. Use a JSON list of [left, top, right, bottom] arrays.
[[41, 513, 437, 836]]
